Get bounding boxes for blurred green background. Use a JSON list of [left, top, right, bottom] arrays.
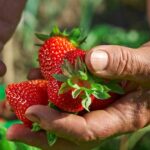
[[0, 0, 150, 150]]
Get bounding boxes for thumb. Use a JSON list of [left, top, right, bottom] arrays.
[[85, 45, 150, 85]]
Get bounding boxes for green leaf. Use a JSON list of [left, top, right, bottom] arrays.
[[32, 123, 41, 132], [91, 83, 104, 92], [46, 132, 57, 146], [72, 89, 81, 99], [81, 91, 91, 111], [0, 85, 6, 100], [53, 74, 68, 82], [67, 79, 80, 89], [51, 26, 60, 35], [93, 91, 110, 100], [62, 59, 74, 76], [78, 71, 88, 80], [103, 85, 111, 92], [49, 103, 61, 112], [69, 28, 81, 40], [62, 29, 69, 36], [59, 82, 70, 94], [35, 33, 50, 41], [106, 83, 124, 94]]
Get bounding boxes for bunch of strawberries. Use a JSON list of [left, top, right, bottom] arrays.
[[6, 27, 124, 128]]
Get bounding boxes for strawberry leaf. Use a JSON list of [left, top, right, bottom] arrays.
[[78, 71, 88, 80], [35, 33, 50, 41], [49, 103, 62, 112], [93, 91, 110, 100], [69, 28, 81, 39], [51, 26, 60, 36], [67, 79, 80, 89], [53, 74, 68, 82], [91, 83, 104, 92], [62, 59, 74, 75], [106, 83, 124, 94], [72, 89, 81, 99], [32, 123, 41, 132], [81, 91, 91, 111], [59, 82, 70, 94], [47, 132, 57, 146]]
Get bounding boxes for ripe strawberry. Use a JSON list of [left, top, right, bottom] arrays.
[[50, 49, 124, 112], [6, 80, 48, 127], [90, 93, 119, 110], [37, 27, 85, 80], [64, 49, 86, 65], [47, 78, 86, 112]]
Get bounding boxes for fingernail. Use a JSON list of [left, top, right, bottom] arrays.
[[25, 114, 40, 123], [90, 50, 108, 72]]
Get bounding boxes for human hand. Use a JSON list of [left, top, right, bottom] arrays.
[[6, 44, 150, 150], [0, 60, 6, 76], [0, 0, 26, 77]]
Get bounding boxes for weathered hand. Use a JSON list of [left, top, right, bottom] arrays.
[[6, 44, 150, 150], [7, 90, 150, 150]]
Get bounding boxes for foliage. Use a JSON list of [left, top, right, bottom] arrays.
[[0, 123, 41, 150], [0, 85, 5, 101]]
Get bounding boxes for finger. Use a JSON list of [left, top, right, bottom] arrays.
[[7, 124, 50, 150], [27, 68, 44, 80], [7, 124, 91, 150], [0, 60, 6, 76], [83, 90, 150, 139], [85, 45, 150, 85], [25, 106, 92, 142]]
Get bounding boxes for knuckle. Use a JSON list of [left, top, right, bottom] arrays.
[[107, 46, 137, 77]]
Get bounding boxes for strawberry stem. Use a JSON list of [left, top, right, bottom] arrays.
[[35, 26, 86, 47]]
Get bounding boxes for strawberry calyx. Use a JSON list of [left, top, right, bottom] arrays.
[[32, 122, 57, 146], [35, 26, 86, 47], [53, 58, 124, 111], [32, 122, 41, 132]]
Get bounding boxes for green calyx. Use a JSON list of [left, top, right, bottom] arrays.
[[32, 122, 57, 146], [35, 26, 87, 47], [53, 57, 125, 112]]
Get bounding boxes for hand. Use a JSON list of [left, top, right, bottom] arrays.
[[6, 44, 150, 150], [0, 60, 6, 76], [0, 0, 26, 77]]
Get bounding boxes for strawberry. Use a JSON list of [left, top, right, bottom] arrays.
[[64, 49, 86, 65], [50, 49, 124, 112], [90, 93, 119, 110], [47, 78, 87, 112], [6, 80, 48, 127], [37, 27, 85, 80]]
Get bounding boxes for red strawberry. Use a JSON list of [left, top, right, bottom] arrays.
[[90, 93, 119, 110], [37, 27, 85, 80], [49, 49, 124, 112], [64, 49, 86, 65], [47, 78, 86, 112], [47, 49, 92, 112], [6, 80, 48, 127], [39, 36, 76, 79]]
